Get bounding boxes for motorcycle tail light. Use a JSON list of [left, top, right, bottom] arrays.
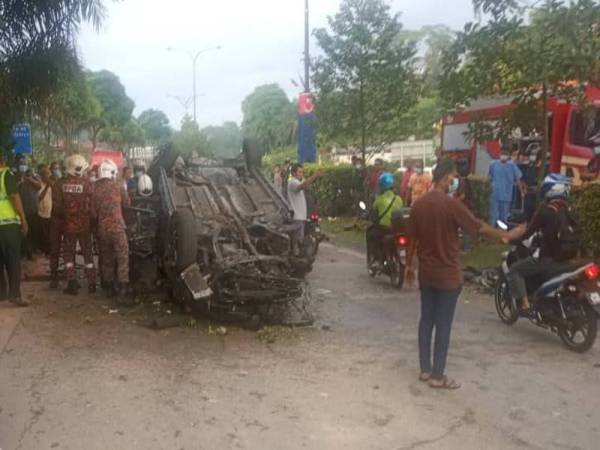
[[584, 264, 600, 281], [397, 236, 408, 246], [310, 213, 320, 222]]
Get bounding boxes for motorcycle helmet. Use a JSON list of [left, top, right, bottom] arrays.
[[541, 173, 571, 200], [98, 159, 118, 181], [378, 172, 394, 192], [137, 174, 153, 197], [65, 154, 89, 178]]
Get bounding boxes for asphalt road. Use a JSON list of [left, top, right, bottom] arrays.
[[1, 243, 600, 450]]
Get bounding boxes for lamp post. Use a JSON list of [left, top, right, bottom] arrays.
[[304, 0, 310, 92], [166, 45, 222, 124]]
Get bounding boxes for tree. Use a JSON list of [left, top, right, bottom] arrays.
[[138, 109, 172, 145], [86, 70, 135, 149], [172, 114, 209, 157], [312, 0, 419, 162], [241, 84, 295, 152], [202, 122, 242, 157], [50, 74, 102, 152], [0, 0, 106, 146], [440, 0, 600, 173]]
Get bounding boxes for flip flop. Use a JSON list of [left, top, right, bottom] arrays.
[[428, 376, 461, 390], [418, 372, 431, 382]]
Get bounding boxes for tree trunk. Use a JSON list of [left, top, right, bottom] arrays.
[[538, 82, 549, 200], [359, 80, 366, 164]]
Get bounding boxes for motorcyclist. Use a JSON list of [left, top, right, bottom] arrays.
[[506, 174, 578, 312], [366, 172, 403, 271]]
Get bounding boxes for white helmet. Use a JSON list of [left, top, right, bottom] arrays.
[[65, 154, 89, 177], [137, 174, 153, 197], [98, 159, 118, 181]]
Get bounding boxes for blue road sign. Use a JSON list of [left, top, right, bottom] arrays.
[[13, 124, 32, 155]]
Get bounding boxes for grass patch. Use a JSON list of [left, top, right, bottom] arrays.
[[320, 217, 367, 248], [462, 242, 508, 270], [321, 215, 507, 270]]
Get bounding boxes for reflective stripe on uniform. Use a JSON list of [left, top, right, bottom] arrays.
[[0, 169, 20, 225]]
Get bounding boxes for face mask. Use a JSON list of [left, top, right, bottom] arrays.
[[416, 168, 424, 175], [18, 165, 27, 173], [53, 169, 62, 178], [500, 155, 509, 162], [135, 171, 143, 178], [448, 177, 459, 195], [594, 147, 600, 156], [529, 155, 537, 162]]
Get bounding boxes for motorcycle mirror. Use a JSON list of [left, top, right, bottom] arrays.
[[358, 201, 367, 211], [496, 220, 509, 231]]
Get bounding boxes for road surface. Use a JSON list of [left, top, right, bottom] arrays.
[[1, 243, 599, 449]]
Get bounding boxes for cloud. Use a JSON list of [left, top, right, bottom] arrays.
[[78, 0, 473, 129]]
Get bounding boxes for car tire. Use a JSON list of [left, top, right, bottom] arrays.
[[172, 209, 197, 272]]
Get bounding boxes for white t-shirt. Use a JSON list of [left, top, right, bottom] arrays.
[[287, 177, 307, 221], [38, 182, 52, 219]]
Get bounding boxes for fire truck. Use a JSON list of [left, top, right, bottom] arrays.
[[441, 85, 600, 184]]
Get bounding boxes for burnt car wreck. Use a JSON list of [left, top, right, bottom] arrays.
[[127, 144, 317, 326]]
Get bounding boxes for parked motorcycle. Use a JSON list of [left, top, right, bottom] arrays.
[[359, 201, 410, 289], [494, 220, 600, 352]]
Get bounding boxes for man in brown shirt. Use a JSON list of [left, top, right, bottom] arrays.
[[405, 159, 513, 389]]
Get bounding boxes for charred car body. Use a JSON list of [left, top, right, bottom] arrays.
[[127, 144, 317, 325]]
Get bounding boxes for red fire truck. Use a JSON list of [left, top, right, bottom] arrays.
[[441, 85, 600, 184]]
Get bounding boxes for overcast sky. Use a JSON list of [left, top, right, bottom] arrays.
[[78, 0, 475, 129]]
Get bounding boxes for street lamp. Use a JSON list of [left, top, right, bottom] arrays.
[[166, 45, 222, 123]]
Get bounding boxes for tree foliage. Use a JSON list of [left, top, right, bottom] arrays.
[[0, 0, 106, 146], [241, 84, 295, 152], [138, 109, 172, 144], [202, 121, 242, 158], [172, 114, 209, 157], [312, 0, 419, 160], [441, 0, 600, 130], [87, 70, 135, 149]]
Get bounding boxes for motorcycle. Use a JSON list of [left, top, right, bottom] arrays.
[[359, 201, 409, 289], [494, 220, 600, 353], [303, 211, 326, 259]]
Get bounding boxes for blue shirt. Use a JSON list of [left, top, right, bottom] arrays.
[[488, 160, 522, 202]]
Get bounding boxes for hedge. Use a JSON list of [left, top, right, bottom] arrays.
[[466, 175, 492, 223], [303, 164, 357, 217], [574, 183, 600, 256]]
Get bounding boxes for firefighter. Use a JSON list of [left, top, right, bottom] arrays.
[[92, 160, 131, 302], [53, 155, 95, 295]]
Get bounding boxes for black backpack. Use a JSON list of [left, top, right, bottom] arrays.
[[548, 200, 581, 262]]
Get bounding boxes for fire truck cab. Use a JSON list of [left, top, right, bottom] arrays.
[[441, 86, 600, 185]]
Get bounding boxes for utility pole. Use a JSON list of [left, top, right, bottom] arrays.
[[304, 0, 310, 92], [167, 45, 222, 124]]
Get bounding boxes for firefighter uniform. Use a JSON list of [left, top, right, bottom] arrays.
[[92, 178, 130, 288], [53, 175, 95, 292]]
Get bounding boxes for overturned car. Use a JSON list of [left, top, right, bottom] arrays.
[[127, 144, 317, 326]]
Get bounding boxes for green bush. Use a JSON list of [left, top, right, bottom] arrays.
[[304, 163, 357, 217], [574, 184, 600, 256], [467, 175, 491, 222]]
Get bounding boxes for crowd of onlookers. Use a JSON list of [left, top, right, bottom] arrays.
[[0, 151, 150, 307]]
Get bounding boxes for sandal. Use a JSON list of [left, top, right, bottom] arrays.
[[418, 372, 431, 382], [428, 376, 461, 390]]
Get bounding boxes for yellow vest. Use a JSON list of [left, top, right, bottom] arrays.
[[0, 168, 20, 225]]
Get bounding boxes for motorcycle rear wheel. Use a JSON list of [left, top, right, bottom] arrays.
[[389, 255, 405, 289], [494, 275, 518, 325], [558, 302, 597, 353]]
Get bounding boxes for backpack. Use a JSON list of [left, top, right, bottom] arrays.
[[548, 200, 581, 262]]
